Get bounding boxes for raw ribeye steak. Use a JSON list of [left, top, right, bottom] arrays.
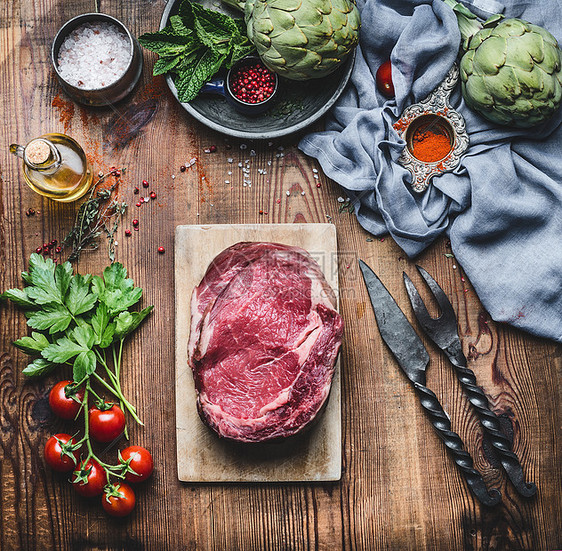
[[188, 242, 343, 443]]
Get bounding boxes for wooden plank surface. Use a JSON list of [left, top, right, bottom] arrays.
[[175, 223, 341, 482], [0, 0, 561, 549]]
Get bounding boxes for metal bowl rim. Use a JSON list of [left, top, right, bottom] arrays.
[[51, 12, 137, 93]]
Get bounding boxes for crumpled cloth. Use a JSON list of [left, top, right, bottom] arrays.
[[299, 0, 562, 343]]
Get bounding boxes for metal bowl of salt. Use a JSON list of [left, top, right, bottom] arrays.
[[393, 63, 469, 193], [51, 13, 143, 107]]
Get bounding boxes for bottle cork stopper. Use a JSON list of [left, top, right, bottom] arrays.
[[25, 140, 51, 165]]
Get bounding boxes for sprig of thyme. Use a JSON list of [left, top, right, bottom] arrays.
[[63, 169, 127, 263]]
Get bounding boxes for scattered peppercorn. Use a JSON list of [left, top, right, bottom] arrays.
[[150, 191, 157, 200], [142, 180, 149, 188], [132, 219, 139, 227], [136, 202, 141, 207], [158, 246, 165, 254], [125, 229, 132, 237], [55, 246, 62, 253], [180, 165, 186, 172], [134, 187, 139, 194]]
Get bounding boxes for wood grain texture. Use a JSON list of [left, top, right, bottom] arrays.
[[0, 0, 561, 549], [175, 224, 341, 482]]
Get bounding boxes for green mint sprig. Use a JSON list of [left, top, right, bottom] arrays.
[[138, 0, 255, 103]]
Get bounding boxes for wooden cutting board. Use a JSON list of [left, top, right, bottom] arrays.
[[175, 224, 341, 482]]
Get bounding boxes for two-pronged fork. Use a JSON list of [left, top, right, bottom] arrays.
[[403, 265, 536, 497]]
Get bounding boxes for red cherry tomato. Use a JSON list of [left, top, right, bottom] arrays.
[[376, 60, 395, 98], [102, 483, 136, 517], [44, 434, 80, 472], [121, 446, 154, 483], [49, 380, 84, 420], [72, 459, 107, 498], [89, 403, 126, 443]]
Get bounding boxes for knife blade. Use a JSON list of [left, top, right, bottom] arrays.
[[358, 259, 429, 386], [359, 259, 502, 506]]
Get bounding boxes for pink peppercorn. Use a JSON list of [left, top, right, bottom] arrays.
[[158, 246, 165, 254], [230, 63, 276, 105]]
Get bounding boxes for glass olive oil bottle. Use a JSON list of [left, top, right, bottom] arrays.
[[10, 133, 93, 202]]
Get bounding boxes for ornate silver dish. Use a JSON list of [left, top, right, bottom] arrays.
[[393, 63, 469, 193]]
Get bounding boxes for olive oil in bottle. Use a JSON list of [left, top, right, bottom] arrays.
[[10, 133, 93, 202]]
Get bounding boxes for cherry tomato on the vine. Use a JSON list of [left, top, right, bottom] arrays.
[[72, 459, 107, 497], [376, 60, 395, 98], [49, 380, 84, 420], [44, 434, 81, 472], [89, 403, 126, 443], [102, 483, 136, 517], [121, 446, 154, 483]]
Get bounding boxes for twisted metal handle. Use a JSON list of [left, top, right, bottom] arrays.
[[445, 342, 537, 497], [413, 381, 502, 506]]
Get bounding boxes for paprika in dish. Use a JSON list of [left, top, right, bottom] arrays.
[[410, 126, 452, 162]]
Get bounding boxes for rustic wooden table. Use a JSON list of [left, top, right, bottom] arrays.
[[1, 1, 561, 550]]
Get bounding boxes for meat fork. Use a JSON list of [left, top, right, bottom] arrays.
[[403, 266, 537, 498]]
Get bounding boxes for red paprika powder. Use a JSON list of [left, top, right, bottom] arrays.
[[411, 127, 452, 162]]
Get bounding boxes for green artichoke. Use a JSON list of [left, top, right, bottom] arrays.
[[444, 0, 562, 127], [222, 0, 361, 80]]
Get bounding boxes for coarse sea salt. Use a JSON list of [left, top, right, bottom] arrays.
[[57, 22, 131, 89]]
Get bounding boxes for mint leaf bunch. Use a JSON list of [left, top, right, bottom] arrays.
[[139, 0, 254, 102], [1, 254, 152, 427]]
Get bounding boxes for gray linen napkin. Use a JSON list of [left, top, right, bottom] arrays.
[[299, 0, 562, 343]]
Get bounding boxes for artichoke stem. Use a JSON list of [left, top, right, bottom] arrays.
[[221, 0, 245, 12], [441, 0, 486, 51]]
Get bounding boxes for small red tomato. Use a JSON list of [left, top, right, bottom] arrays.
[[121, 446, 154, 483], [102, 483, 136, 517], [72, 459, 107, 498], [49, 380, 84, 420], [376, 60, 395, 98], [44, 434, 80, 472], [89, 403, 126, 443]]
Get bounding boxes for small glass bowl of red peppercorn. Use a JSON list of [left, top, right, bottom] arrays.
[[201, 56, 279, 116]]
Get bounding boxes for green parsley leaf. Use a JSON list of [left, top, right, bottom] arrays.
[[27, 254, 63, 304], [101, 263, 143, 314], [27, 304, 72, 334], [55, 262, 73, 299], [42, 337, 87, 363], [0, 288, 37, 308], [91, 303, 109, 343], [23, 358, 56, 377], [66, 274, 97, 316], [99, 323, 116, 349], [72, 325, 96, 350], [114, 306, 154, 339], [73, 350, 96, 382], [13, 332, 51, 355]]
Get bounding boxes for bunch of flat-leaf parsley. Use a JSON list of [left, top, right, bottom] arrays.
[[1, 254, 152, 426], [139, 0, 255, 102], [2, 254, 155, 514]]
